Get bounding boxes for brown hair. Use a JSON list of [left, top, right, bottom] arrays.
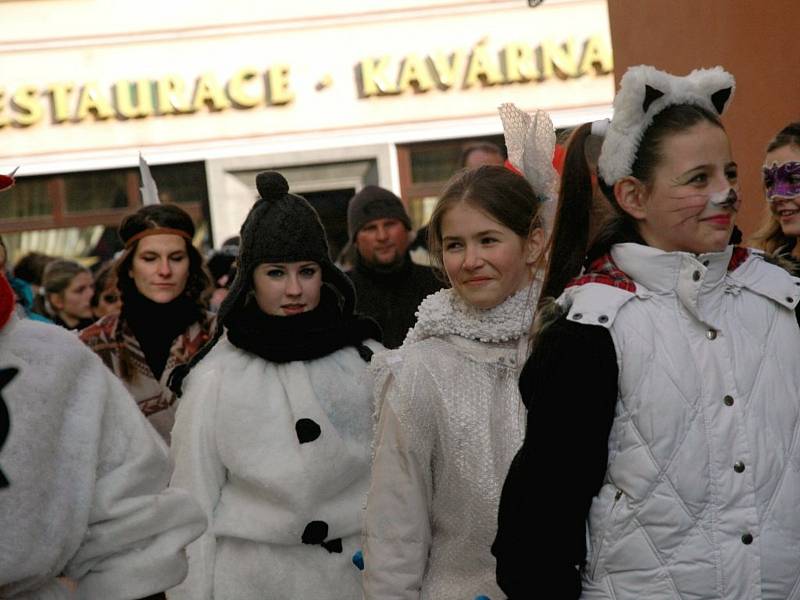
[[114, 205, 211, 383], [34, 259, 91, 318], [427, 165, 545, 282], [750, 122, 800, 255], [542, 103, 725, 301], [115, 204, 211, 308], [13, 252, 56, 287], [91, 261, 118, 309]]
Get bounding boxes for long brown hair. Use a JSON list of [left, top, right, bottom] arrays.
[[114, 204, 211, 382], [427, 165, 546, 284], [750, 122, 800, 255], [115, 204, 211, 308]]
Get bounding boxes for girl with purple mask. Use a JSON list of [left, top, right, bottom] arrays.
[[751, 122, 800, 271]]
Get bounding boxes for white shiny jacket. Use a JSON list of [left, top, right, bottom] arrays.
[[363, 288, 534, 600]]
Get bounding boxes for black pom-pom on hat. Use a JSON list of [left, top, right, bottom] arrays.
[[168, 169, 361, 396], [256, 171, 290, 200]]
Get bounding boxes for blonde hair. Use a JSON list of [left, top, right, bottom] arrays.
[[749, 122, 800, 255]]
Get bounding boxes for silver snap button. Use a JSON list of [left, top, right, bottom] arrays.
[[598, 315, 609, 323], [723, 395, 734, 406], [692, 270, 701, 281], [706, 329, 717, 340], [573, 313, 583, 320], [734, 461, 745, 473], [742, 533, 753, 545]]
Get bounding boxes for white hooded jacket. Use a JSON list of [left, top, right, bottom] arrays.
[[562, 244, 800, 600]]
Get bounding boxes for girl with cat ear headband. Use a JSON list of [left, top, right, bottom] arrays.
[[493, 65, 800, 600]]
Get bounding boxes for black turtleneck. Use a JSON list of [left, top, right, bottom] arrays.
[[345, 252, 443, 349], [122, 290, 203, 380]]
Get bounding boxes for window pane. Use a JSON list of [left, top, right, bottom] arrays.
[[64, 168, 130, 213], [0, 176, 51, 219], [410, 146, 462, 184], [408, 195, 439, 229], [3, 225, 108, 265], [151, 162, 208, 204]]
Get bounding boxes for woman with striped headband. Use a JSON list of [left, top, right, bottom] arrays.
[[81, 204, 214, 443]]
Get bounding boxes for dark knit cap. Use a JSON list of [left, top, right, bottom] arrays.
[[169, 171, 359, 395], [223, 171, 356, 317], [347, 186, 412, 241]]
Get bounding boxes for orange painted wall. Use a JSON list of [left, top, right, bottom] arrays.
[[606, 0, 800, 238]]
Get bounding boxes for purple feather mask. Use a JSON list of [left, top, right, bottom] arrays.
[[763, 161, 800, 202]]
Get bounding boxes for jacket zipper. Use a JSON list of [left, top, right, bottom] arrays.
[[589, 488, 624, 580]]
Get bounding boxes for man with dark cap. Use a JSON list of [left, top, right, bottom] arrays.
[[345, 185, 442, 348]]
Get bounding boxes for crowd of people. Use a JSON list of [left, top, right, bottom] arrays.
[[0, 63, 799, 600]]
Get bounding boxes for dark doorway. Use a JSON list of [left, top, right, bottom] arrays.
[[302, 188, 355, 263]]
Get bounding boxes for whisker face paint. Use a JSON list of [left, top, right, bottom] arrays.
[[763, 161, 800, 202]]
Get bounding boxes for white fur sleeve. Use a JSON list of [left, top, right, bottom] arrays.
[[167, 366, 226, 600], [362, 390, 432, 600], [62, 357, 207, 598]]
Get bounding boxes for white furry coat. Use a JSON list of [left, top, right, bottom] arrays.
[[0, 316, 207, 599], [168, 336, 383, 600]]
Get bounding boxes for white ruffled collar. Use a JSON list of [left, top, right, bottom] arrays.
[[404, 285, 537, 345]]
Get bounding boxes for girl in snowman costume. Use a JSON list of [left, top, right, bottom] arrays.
[[167, 171, 383, 600]]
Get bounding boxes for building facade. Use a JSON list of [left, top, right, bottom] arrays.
[[0, 0, 613, 261]]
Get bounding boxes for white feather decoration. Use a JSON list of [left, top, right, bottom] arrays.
[[138, 153, 160, 206], [498, 103, 558, 203]]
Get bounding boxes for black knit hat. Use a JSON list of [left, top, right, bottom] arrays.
[[169, 171, 357, 394], [347, 185, 412, 241], [223, 171, 356, 316]]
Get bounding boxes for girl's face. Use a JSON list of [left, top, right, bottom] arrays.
[[94, 279, 122, 318], [252, 261, 323, 316], [619, 121, 739, 254], [440, 202, 542, 310], [764, 144, 800, 238], [52, 271, 94, 323], [129, 234, 190, 304]]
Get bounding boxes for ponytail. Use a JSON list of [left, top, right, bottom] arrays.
[[540, 123, 595, 300]]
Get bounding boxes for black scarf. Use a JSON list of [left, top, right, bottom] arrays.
[[123, 290, 203, 380], [225, 286, 380, 363]]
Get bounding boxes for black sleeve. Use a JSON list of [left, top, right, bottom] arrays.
[[492, 317, 619, 600]]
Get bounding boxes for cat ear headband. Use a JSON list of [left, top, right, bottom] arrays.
[[594, 65, 736, 185]]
